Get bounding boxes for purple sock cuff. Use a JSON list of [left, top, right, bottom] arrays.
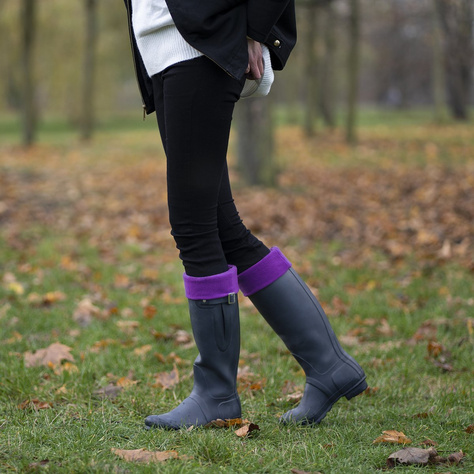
[[184, 265, 239, 300], [238, 247, 292, 296]]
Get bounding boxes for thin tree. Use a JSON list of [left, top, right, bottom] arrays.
[[431, 0, 446, 122], [320, 1, 337, 129], [303, 0, 319, 136], [81, 0, 98, 141], [236, 97, 275, 187], [21, 0, 36, 147], [346, 0, 361, 144], [435, 0, 473, 121]]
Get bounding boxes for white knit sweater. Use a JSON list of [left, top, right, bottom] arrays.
[[131, 0, 202, 77]]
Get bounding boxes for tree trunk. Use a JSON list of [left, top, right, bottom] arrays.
[[236, 97, 275, 187], [81, 0, 98, 141], [431, 0, 446, 122], [435, 0, 473, 121], [320, 1, 337, 129], [21, 0, 36, 147], [303, 2, 319, 136], [346, 0, 361, 144]]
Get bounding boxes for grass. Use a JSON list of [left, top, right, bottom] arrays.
[[0, 109, 473, 472]]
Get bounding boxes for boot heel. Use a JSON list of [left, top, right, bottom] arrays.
[[345, 379, 368, 400]]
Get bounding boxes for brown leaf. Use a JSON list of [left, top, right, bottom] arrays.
[[427, 341, 444, 358], [72, 297, 102, 326], [465, 424, 474, 434], [373, 430, 412, 445], [387, 447, 436, 468], [152, 366, 179, 389], [143, 305, 157, 319], [420, 439, 438, 446], [111, 448, 180, 463], [235, 423, 260, 438], [116, 320, 140, 334], [446, 450, 465, 464], [362, 386, 379, 396], [18, 399, 52, 410], [387, 447, 464, 468], [24, 342, 75, 368], [205, 418, 244, 428], [133, 344, 152, 358]]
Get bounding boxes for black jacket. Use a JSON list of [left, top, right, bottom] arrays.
[[124, 0, 297, 115]]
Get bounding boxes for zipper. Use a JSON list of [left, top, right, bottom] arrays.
[[126, 0, 147, 120]]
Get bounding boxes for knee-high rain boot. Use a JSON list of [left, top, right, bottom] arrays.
[[238, 247, 367, 425], [145, 266, 241, 430]]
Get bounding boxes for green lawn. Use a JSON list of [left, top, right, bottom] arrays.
[[0, 110, 472, 472]]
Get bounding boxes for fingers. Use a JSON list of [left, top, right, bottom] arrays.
[[246, 38, 263, 80]]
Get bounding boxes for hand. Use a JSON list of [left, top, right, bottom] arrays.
[[246, 38, 263, 80]]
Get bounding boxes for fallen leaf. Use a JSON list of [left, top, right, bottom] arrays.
[[427, 341, 444, 358], [420, 439, 438, 446], [152, 366, 179, 389], [143, 305, 157, 319], [24, 342, 75, 368], [465, 424, 474, 434], [386, 447, 464, 468], [373, 430, 412, 444], [111, 448, 180, 463], [133, 344, 152, 357], [18, 399, 52, 410], [72, 297, 102, 326], [387, 447, 435, 468], [362, 386, 379, 396], [235, 422, 260, 438], [116, 320, 140, 333], [277, 391, 304, 404], [89, 339, 116, 353], [205, 418, 247, 428], [116, 376, 138, 388], [53, 361, 79, 375]]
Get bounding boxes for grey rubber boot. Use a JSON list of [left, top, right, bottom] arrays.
[[239, 248, 367, 425], [145, 286, 241, 429]]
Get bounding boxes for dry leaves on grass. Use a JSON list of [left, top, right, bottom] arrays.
[[18, 398, 53, 410], [152, 327, 194, 349], [237, 366, 266, 395], [111, 448, 189, 463], [373, 430, 412, 445], [205, 418, 260, 438], [24, 342, 74, 368], [27, 291, 67, 306], [426, 340, 454, 372], [387, 447, 464, 468], [94, 372, 138, 399], [152, 365, 179, 390]]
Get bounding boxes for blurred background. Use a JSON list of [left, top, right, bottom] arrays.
[[1, 0, 472, 160]]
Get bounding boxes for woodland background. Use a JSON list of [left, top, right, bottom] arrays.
[[0, 0, 473, 472], [1, 0, 473, 166]]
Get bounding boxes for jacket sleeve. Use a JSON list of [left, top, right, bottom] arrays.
[[246, 0, 292, 43]]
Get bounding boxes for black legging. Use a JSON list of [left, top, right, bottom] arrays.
[[152, 56, 269, 277]]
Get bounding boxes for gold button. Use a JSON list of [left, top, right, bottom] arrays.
[[273, 39, 281, 47]]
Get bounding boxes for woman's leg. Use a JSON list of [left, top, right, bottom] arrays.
[[146, 57, 244, 429], [216, 163, 270, 273], [155, 56, 244, 277]]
